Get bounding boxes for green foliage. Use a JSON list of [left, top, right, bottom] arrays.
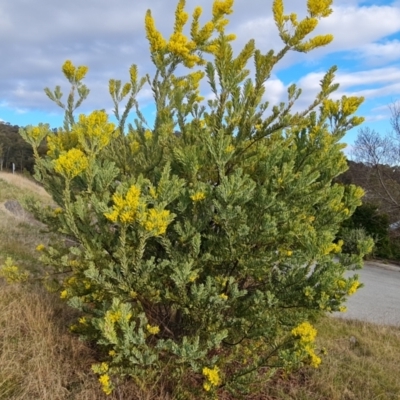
[[19, 0, 371, 397], [341, 203, 390, 258]]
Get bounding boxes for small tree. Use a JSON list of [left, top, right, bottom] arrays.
[[20, 0, 372, 397]]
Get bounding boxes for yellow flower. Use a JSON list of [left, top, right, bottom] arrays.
[[109, 350, 116, 357], [54, 207, 63, 215], [212, 0, 234, 19], [309, 350, 322, 368], [143, 208, 171, 235], [98, 374, 112, 395], [307, 0, 333, 18], [339, 306, 347, 313], [106, 310, 122, 323], [36, 244, 45, 251], [336, 279, 346, 289], [62, 60, 88, 82], [219, 293, 228, 300], [190, 192, 206, 202], [62, 60, 76, 80], [145, 10, 167, 53], [54, 148, 89, 179], [202, 366, 221, 388], [203, 382, 211, 391], [60, 290, 68, 299], [146, 324, 160, 335], [292, 322, 317, 344], [348, 281, 360, 296], [75, 110, 116, 152], [104, 185, 141, 224]]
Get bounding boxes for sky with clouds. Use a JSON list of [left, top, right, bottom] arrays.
[[1, 0, 400, 147]]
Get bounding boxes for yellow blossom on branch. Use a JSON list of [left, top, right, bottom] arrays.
[[146, 324, 160, 335], [202, 365, 221, 390], [62, 60, 88, 83], [307, 0, 333, 18], [145, 10, 167, 53], [348, 280, 360, 296], [54, 148, 89, 179], [190, 192, 206, 202], [98, 374, 112, 395], [143, 208, 171, 235], [104, 185, 141, 224], [74, 110, 116, 152], [212, 0, 234, 19], [291, 321, 317, 344]]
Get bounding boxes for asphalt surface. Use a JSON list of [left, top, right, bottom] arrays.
[[334, 260, 400, 327]]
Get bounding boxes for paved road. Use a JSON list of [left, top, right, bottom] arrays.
[[335, 260, 400, 327]]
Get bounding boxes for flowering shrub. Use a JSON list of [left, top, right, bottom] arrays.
[[19, 0, 373, 397]]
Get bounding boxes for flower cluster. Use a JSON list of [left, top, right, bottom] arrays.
[[292, 322, 317, 344], [146, 324, 160, 335], [145, 10, 167, 53], [74, 110, 116, 152], [190, 191, 206, 202], [348, 280, 360, 296], [104, 185, 142, 224], [98, 374, 112, 395], [143, 208, 171, 235], [291, 322, 321, 368], [92, 363, 113, 395], [323, 239, 343, 255], [202, 366, 221, 391], [54, 148, 89, 179], [62, 60, 89, 83]]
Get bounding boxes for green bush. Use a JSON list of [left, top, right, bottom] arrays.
[[19, 0, 373, 397], [340, 203, 389, 258]]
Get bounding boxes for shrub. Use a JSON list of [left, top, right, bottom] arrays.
[[340, 203, 389, 258], [19, 0, 373, 397]]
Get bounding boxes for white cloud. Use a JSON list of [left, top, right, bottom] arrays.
[[0, 0, 399, 132], [263, 77, 287, 105], [353, 40, 400, 66]]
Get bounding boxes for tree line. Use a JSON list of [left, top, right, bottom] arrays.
[[0, 121, 47, 173]]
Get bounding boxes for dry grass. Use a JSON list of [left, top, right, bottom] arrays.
[[0, 172, 51, 201], [261, 317, 400, 400], [1, 174, 400, 399], [0, 174, 53, 271], [0, 285, 171, 400]]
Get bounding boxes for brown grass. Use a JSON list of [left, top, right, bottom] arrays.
[[0, 172, 51, 200], [0, 284, 164, 400], [261, 317, 400, 400]]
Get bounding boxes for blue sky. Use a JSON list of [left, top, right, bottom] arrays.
[[1, 0, 400, 149]]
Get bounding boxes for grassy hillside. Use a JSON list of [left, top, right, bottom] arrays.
[[0, 173, 399, 399]]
